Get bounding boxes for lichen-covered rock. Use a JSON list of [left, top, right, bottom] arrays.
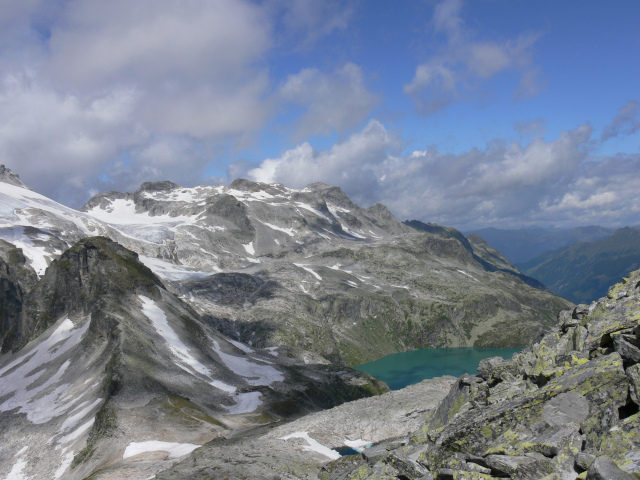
[[627, 364, 640, 405], [587, 456, 636, 480], [597, 412, 640, 476]]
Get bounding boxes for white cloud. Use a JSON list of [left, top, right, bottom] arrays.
[[47, 0, 269, 86], [44, 0, 272, 139], [405, 0, 542, 114], [244, 119, 640, 230], [279, 63, 378, 138], [0, 0, 280, 204], [247, 120, 399, 203], [0, 72, 144, 203], [269, 0, 356, 48], [601, 100, 640, 142]]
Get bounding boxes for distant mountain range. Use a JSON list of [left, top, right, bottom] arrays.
[[467, 226, 619, 264], [516, 227, 640, 304], [467, 225, 640, 305]]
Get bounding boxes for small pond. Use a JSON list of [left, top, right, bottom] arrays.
[[355, 347, 521, 390]]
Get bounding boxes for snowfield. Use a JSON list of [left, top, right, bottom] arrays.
[[0, 318, 92, 424], [123, 441, 200, 460], [138, 295, 236, 393], [279, 431, 340, 460]]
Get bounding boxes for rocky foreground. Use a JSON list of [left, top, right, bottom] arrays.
[[160, 269, 640, 479]]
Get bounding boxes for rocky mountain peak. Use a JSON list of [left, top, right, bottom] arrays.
[[16, 236, 163, 349], [80, 190, 128, 212], [138, 180, 182, 193], [0, 165, 30, 189], [229, 178, 262, 192]]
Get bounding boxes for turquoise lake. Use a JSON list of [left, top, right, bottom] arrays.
[[355, 347, 521, 390]]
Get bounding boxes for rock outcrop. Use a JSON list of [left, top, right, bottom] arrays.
[[0, 237, 387, 480], [315, 269, 640, 479]]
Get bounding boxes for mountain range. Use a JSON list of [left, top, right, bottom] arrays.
[[517, 227, 640, 304], [0, 165, 572, 479], [468, 226, 620, 264]]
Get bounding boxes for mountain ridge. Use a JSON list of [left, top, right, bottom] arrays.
[[518, 226, 640, 304], [0, 235, 387, 479], [0, 165, 572, 365]]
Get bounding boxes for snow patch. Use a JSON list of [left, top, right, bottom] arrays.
[[228, 339, 254, 354], [222, 391, 263, 414], [211, 339, 284, 386], [457, 269, 479, 282], [4, 458, 29, 480], [262, 222, 295, 237], [58, 398, 102, 438], [243, 242, 255, 255], [280, 431, 340, 460], [293, 263, 322, 280], [57, 417, 95, 445], [0, 318, 90, 424], [123, 441, 200, 460], [54, 451, 74, 479], [15, 447, 28, 457], [139, 256, 215, 281], [139, 296, 236, 393], [296, 203, 333, 223]]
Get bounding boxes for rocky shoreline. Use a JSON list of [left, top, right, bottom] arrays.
[[160, 269, 640, 479]]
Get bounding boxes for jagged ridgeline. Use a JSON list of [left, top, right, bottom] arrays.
[[0, 236, 386, 480], [0, 167, 571, 366], [158, 270, 640, 479]]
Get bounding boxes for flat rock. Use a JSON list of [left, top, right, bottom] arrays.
[[587, 456, 635, 480]]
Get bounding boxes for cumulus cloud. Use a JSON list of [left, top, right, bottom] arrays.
[[0, 72, 228, 206], [0, 0, 372, 205], [271, 0, 355, 48], [243, 119, 640, 230], [0, 0, 284, 204], [405, 0, 542, 114], [247, 120, 400, 204], [0, 73, 145, 204], [279, 63, 379, 138], [514, 118, 547, 136], [601, 100, 640, 142], [45, 0, 272, 139]]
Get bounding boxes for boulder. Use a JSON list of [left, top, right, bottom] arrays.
[[627, 364, 640, 405], [587, 456, 635, 480], [614, 334, 640, 363]]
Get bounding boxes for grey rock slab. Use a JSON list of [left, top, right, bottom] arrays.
[[587, 456, 635, 480], [541, 391, 590, 426], [627, 363, 640, 405], [614, 334, 640, 363], [576, 452, 596, 471], [485, 454, 537, 476]]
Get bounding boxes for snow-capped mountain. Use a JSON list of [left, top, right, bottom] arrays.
[[0, 165, 574, 478], [80, 178, 413, 279], [0, 236, 385, 480], [1, 166, 571, 365]]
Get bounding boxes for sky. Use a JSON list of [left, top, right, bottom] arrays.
[[0, 0, 639, 231]]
